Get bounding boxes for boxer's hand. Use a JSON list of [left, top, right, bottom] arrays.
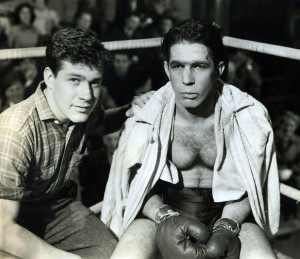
[[126, 91, 155, 117], [206, 218, 240, 259], [156, 215, 210, 259]]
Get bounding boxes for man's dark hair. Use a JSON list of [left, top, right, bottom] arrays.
[[15, 3, 35, 24], [161, 19, 224, 67], [46, 28, 110, 76]]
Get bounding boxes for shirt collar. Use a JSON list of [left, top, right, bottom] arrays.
[[34, 81, 58, 121]]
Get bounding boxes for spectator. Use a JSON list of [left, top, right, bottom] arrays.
[[102, 50, 136, 106], [8, 3, 41, 48], [227, 50, 263, 100], [104, 12, 142, 41], [133, 70, 153, 95], [15, 58, 43, 98], [76, 0, 105, 37], [32, 0, 60, 37], [0, 70, 26, 112], [140, 15, 175, 89], [274, 111, 300, 221], [73, 8, 98, 36]]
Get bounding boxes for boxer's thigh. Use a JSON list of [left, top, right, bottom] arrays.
[[111, 218, 161, 259], [239, 223, 277, 259]]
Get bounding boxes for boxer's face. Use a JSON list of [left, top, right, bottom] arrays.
[[164, 42, 223, 110], [44, 61, 102, 125]]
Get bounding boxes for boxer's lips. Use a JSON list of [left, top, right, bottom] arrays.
[[182, 93, 198, 99]]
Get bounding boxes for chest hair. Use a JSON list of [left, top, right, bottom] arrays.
[[170, 119, 217, 170]]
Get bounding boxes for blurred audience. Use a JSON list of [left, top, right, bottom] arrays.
[[15, 58, 43, 98], [79, 131, 120, 207], [227, 50, 263, 100], [274, 111, 300, 221], [104, 11, 142, 41], [139, 15, 175, 90], [73, 8, 95, 34], [8, 3, 41, 48], [102, 50, 137, 106], [76, 0, 105, 38], [0, 70, 26, 112], [32, 0, 60, 39]]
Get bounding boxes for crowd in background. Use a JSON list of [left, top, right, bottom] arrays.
[[0, 0, 299, 229]]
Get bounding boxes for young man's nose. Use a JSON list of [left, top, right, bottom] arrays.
[[182, 67, 195, 86], [78, 82, 93, 101]]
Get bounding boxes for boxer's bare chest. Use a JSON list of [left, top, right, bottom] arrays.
[[168, 116, 217, 172]]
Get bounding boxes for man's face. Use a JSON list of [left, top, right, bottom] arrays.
[[164, 42, 219, 109], [77, 13, 92, 31], [113, 53, 131, 77], [19, 6, 31, 25], [5, 81, 25, 104], [125, 15, 140, 31], [45, 61, 102, 124]]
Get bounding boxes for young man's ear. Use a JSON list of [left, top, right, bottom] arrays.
[[44, 67, 55, 89], [216, 61, 225, 77], [164, 61, 170, 80]]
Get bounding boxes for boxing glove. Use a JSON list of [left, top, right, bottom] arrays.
[[155, 206, 210, 259], [206, 218, 241, 259]]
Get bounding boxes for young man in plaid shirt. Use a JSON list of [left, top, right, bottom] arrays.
[[0, 28, 149, 259]]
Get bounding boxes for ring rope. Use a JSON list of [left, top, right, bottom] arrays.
[[1, 36, 300, 60]]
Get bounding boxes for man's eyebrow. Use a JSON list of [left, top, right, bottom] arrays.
[[170, 60, 210, 66], [65, 73, 84, 78]]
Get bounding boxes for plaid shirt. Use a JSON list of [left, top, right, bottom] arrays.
[[0, 82, 104, 201]]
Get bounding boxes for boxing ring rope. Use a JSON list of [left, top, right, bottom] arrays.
[[1, 36, 300, 60], [0, 36, 300, 204]]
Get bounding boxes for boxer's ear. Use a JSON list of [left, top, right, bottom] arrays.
[[44, 67, 55, 89], [216, 61, 225, 77], [164, 61, 170, 80]]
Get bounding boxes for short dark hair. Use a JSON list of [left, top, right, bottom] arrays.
[[161, 19, 224, 66], [15, 3, 35, 24], [46, 28, 110, 76]]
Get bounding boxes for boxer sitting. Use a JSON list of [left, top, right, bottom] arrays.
[[101, 19, 280, 259]]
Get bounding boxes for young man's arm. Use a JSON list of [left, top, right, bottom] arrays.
[[0, 199, 81, 259], [101, 91, 155, 135]]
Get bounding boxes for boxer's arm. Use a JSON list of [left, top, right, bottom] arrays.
[[206, 196, 250, 259], [0, 199, 81, 259], [221, 196, 251, 224], [142, 194, 164, 221]]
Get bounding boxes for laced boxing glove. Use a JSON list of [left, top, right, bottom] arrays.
[[206, 218, 241, 259], [155, 205, 210, 259]]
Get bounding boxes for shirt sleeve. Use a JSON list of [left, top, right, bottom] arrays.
[[0, 128, 31, 200]]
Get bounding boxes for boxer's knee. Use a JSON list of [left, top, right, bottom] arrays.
[[239, 223, 277, 259], [111, 219, 159, 259]]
